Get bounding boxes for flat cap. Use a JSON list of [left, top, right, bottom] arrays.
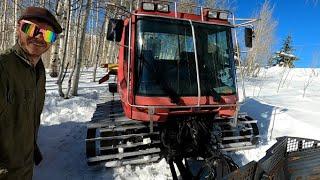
[[19, 6, 62, 34]]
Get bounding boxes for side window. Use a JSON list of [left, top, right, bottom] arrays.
[[124, 25, 129, 62], [207, 29, 234, 89], [124, 25, 129, 81]]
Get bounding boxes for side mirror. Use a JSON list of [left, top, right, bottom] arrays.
[[108, 83, 118, 93], [245, 28, 253, 48], [107, 19, 124, 42]]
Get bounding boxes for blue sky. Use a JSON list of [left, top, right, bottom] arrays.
[[236, 0, 320, 67]]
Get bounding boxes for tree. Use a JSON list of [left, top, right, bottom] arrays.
[[179, 0, 196, 13], [245, 0, 277, 74], [49, 0, 65, 77], [92, 11, 108, 82], [203, 0, 236, 10], [283, 36, 292, 51], [245, 0, 277, 76], [12, 0, 20, 45], [71, 0, 92, 96], [302, 53, 319, 97], [57, 0, 72, 97], [271, 35, 298, 68], [0, 0, 8, 51]]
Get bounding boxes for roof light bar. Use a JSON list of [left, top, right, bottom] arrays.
[[141, 2, 170, 13], [207, 10, 230, 21], [142, 2, 155, 11]]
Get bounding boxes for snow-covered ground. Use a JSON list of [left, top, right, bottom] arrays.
[[33, 67, 320, 179]]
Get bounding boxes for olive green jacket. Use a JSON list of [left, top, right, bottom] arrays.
[[0, 44, 46, 179]]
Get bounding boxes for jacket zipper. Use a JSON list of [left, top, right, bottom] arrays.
[[31, 67, 38, 159]]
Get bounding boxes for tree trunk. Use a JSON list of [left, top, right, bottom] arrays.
[[71, 0, 91, 96], [101, 18, 109, 61], [57, 0, 71, 97], [66, 5, 73, 65], [64, 0, 82, 98], [106, 41, 114, 64], [66, 61, 76, 98], [93, 12, 108, 82], [12, 0, 18, 46], [88, 0, 99, 68], [0, 1, 7, 51], [40, 0, 46, 7], [88, 19, 94, 68], [71, 1, 82, 67], [49, 42, 60, 77], [49, 0, 64, 77]]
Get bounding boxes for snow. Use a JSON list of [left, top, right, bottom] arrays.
[[275, 51, 297, 58], [34, 66, 320, 179], [113, 159, 173, 180]]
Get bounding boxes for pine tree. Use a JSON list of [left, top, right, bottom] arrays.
[[271, 35, 298, 68], [281, 35, 294, 54]]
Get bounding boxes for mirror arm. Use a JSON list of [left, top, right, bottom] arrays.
[[234, 18, 259, 28]]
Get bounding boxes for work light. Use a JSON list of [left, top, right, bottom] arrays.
[[207, 11, 218, 19], [142, 2, 155, 11], [157, 4, 169, 12], [219, 12, 229, 20]]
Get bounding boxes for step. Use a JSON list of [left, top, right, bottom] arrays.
[[87, 119, 139, 129], [220, 142, 257, 151], [221, 127, 253, 133], [100, 124, 151, 133], [238, 120, 258, 124], [86, 132, 160, 142], [105, 154, 161, 167], [87, 148, 161, 163], [100, 140, 161, 151], [222, 135, 259, 141]]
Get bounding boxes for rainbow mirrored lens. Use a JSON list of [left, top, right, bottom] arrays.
[[21, 23, 36, 37], [21, 21, 57, 43], [40, 29, 57, 43]]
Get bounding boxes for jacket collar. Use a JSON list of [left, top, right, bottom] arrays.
[[12, 43, 41, 67]]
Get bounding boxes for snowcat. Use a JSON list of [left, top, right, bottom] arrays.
[[86, 1, 259, 179]]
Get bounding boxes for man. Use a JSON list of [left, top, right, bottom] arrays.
[[0, 7, 62, 179]]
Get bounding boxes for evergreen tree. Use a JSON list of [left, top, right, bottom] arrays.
[[270, 35, 298, 68], [281, 35, 294, 54]]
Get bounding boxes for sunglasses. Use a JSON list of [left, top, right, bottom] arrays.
[[20, 20, 57, 43]]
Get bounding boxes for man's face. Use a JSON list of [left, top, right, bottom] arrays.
[[17, 19, 54, 57]]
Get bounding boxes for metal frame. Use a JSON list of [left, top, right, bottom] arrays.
[[189, 19, 201, 106]]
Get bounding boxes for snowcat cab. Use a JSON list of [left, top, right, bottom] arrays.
[[87, 1, 259, 179]]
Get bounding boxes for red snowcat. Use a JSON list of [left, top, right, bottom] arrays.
[[86, 1, 260, 179]]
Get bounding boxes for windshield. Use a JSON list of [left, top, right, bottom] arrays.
[[134, 16, 235, 98]]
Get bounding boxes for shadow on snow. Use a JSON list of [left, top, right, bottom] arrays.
[[33, 121, 114, 180]]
